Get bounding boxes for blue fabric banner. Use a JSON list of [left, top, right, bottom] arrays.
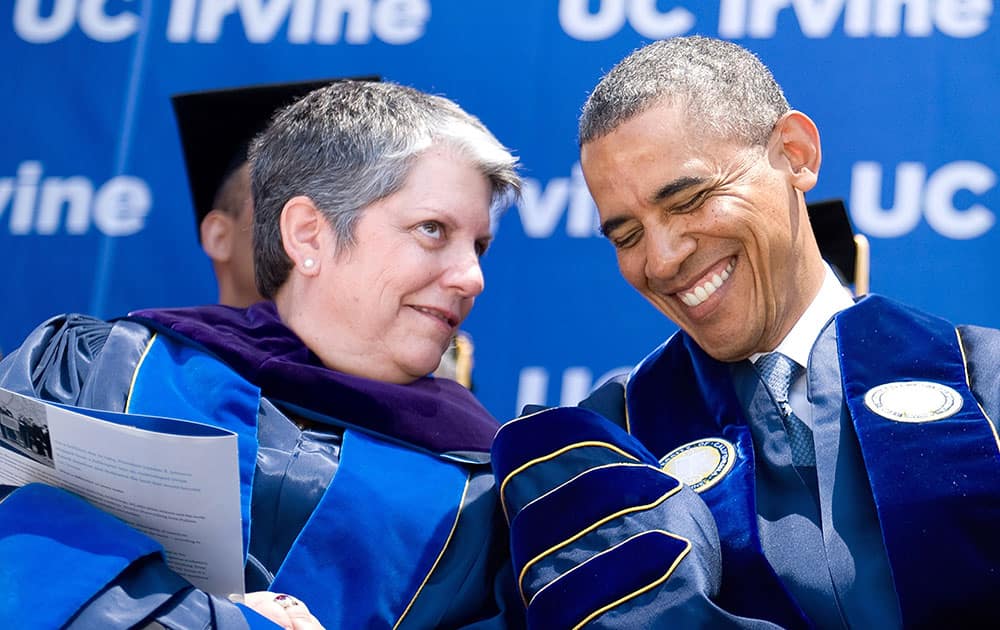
[[1, 1, 996, 419]]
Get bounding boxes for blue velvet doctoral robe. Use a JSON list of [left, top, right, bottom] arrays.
[[0, 302, 523, 629], [493, 295, 1000, 628]]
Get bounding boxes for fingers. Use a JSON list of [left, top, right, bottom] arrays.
[[271, 594, 322, 630], [241, 591, 326, 630]]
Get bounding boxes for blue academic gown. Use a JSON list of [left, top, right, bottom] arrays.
[[493, 295, 1000, 628], [0, 303, 523, 629]]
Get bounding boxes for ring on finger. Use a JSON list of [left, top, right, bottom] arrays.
[[274, 594, 301, 609]]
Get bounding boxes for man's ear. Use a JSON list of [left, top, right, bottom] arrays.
[[279, 196, 324, 274], [200, 210, 235, 263], [774, 110, 821, 193]]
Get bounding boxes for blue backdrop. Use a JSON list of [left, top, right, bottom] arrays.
[[2, 0, 997, 419]]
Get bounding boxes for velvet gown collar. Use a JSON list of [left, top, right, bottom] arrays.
[[127, 301, 498, 455]]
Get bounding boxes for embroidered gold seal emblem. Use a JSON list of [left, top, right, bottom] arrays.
[[864, 381, 964, 423], [659, 438, 735, 493]]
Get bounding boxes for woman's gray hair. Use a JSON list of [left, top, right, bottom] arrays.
[[249, 80, 521, 299], [579, 35, 790, 148]]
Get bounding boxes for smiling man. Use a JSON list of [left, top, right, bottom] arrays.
[[492, 36, 1000, 628]]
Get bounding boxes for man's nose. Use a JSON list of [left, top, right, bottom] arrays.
[[643, 225, 694, 281]]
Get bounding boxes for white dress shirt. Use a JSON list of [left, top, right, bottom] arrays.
[[750, 264, 855, 422]]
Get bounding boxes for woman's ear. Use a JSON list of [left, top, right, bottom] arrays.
[[774, 110, 822, 193], [279, 196, 324, 275]]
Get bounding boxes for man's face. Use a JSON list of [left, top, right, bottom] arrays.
[[228, 165, 259, 305], [581, 100, 824, 362], [201, 163, 262, 308]]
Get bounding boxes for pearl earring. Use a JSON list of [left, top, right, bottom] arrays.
[[303, 258, 315, 269]]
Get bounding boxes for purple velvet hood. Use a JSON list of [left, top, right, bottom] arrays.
[[128, 302, 499, 455]]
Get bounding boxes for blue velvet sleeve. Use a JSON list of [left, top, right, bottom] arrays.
[[492, 407, 780, 629]]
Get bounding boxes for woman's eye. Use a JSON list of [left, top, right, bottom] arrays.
[[417, 221, 444, 239]]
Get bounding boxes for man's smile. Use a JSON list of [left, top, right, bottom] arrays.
[[677, 258, 735, 307]]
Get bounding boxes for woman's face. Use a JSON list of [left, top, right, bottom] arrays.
[[303, 146, 493, 383]]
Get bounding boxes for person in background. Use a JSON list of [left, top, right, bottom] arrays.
[[493, 35, 1000, 628], [0, 80, 523, 629], [174, 78, 371, 309]]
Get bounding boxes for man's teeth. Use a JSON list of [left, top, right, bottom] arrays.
[[680, 261, 734, 307]]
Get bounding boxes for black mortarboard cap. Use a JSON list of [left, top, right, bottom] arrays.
[[171, 75, 380, 233], [807, 198, 857, 285]]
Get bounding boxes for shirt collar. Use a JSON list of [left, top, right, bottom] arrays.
[[750, 263, 854, 369]]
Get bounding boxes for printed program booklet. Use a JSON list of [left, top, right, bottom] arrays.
[[0, 386, 245, 598]]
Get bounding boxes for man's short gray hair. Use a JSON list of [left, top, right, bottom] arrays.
[[249, 80, 521, 299], [579, 35, 790, 147]]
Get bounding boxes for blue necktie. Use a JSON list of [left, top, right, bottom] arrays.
[[755, 352, 816, 467]]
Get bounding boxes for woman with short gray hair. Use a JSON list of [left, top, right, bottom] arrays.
[[0, 80, 523, 629]]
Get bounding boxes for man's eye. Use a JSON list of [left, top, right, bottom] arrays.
[[417, 221, 444, 238], [672, 190, 708, 214], [611, 229, 642, 250]]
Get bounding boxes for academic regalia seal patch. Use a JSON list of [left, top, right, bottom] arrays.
[[659, 438, 735, 492], [864, 380, 964, 423]]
